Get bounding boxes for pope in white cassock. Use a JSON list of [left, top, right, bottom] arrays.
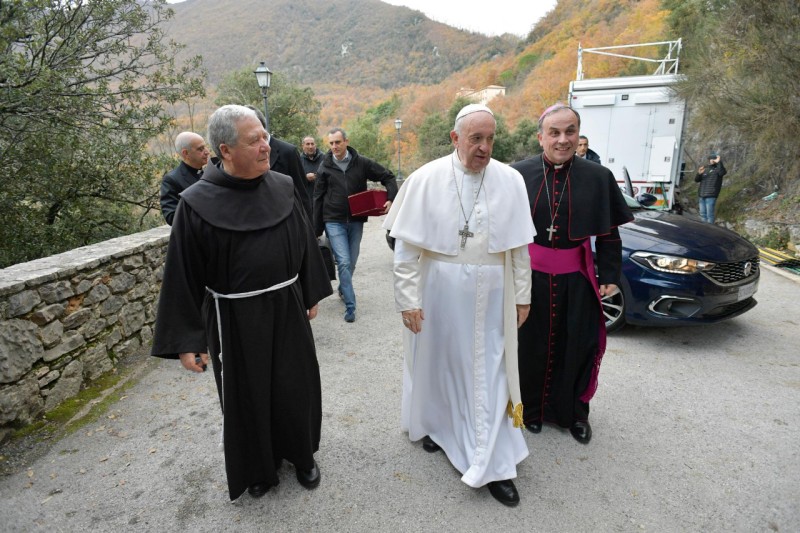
[[383, 104, 535, 507]]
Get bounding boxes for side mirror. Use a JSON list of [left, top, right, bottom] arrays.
[[636, 193, 658, 207]]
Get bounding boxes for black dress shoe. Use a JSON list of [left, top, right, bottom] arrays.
[[296, 460, 321, 489], [570, 420, 592, 444], [422, 435, 441, 453], [247, 482, 270, 498], [487, 480, 520, 507], [524, 421, 542, 434]]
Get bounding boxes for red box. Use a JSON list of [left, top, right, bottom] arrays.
[[348, 190, 388, 216]]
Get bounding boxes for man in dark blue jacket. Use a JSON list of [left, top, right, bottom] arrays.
[[313, 128, 398, 322], [160, 131, 210, 225]]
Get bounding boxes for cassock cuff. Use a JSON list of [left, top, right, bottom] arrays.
[[511, 245, 532, 305]]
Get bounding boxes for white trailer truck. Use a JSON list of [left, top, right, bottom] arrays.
[[568, 40, 686, 210]]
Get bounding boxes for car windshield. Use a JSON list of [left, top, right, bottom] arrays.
[[621, 192, 644, 209]]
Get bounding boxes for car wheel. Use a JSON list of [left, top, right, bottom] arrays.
[[602, 288, 626, 333]]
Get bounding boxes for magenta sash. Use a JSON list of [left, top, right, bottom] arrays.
[[528, 242, 607, 402]]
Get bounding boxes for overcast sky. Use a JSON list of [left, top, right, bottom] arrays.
[[381, 0, 558, 37], [165, 0, 558, 38]]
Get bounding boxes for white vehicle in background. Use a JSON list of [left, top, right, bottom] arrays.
[[569, 40, 687, 211]]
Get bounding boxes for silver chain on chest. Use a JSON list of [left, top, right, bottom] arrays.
[[541, 157, 570, 242], [452, 154, 486, 249]]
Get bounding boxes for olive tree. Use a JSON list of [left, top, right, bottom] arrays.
[[0, 0, 205, 267]]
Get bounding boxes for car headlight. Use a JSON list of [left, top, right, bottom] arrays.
[[631, 252, 716, 274]]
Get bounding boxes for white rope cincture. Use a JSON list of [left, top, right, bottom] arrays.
[[205, 274, 299, 420]]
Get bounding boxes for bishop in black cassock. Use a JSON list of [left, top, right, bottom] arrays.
[[511, 104, 632, 444], [151, 105, 332, 500]]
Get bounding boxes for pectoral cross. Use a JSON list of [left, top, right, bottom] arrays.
[[459, 224, 474, 249], [546, 224, 556, 241]]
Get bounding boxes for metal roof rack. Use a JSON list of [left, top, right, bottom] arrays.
[[576, 39, 682, 80]]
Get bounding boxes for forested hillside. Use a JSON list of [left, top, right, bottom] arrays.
[[164, 0, 515, 87], [313, 0, 672, 169]]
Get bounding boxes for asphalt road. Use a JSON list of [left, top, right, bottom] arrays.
[[1, 220, 798, 532]]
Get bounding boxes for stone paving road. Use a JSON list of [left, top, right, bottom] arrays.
[[1, 220, 798, 532]]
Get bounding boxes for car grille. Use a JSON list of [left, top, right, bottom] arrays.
[[703, 256, 760, 285]]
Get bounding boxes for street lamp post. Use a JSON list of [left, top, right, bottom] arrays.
[[394, 118, 402, 183], [254, 62, 273, 131]]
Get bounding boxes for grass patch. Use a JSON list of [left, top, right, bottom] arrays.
[[1, 357, 154, 477], [752, 227, 790, 250], [63, 377, 138, 435], [7, 359, 149, 446], [7, 371, 122, 444], [40, 371, 123, 426]]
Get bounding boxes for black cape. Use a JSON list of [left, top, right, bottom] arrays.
[[151, 162, 333, 500], [511, 155, 633, 427]]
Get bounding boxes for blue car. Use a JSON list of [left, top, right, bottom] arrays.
[[601, 193, 760, 332]]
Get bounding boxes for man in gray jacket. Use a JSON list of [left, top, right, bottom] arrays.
[[313, 128, 397, 322]]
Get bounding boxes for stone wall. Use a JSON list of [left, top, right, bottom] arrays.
[[0, 227, 170, 442]]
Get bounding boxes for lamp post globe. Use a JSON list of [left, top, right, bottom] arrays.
[[254, 62, 272, 131]]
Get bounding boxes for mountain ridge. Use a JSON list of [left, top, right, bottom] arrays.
[[164, 0, 516, 88]]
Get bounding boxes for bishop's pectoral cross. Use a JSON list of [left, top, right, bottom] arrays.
[[546, 224, 556, 241], [459, 224, 474, 250]]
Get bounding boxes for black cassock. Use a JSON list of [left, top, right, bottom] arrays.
[[511, 155, 632, 428], [151, 163, 332, 500]]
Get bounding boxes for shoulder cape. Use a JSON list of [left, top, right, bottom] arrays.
[[512, 155, 632, 240], [384, 152, 535, 254], [179, 162, 295, 231]]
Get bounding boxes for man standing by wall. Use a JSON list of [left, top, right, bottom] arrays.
[[511, 104, 632, 445], [384, 104, 534, 507], [695, 153, 727, 223], [160, 131, 209, 225], [313, 128, 397, 323]]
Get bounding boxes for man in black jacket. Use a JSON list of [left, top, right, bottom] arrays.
[[300, 136, 323, 202], [160, 131, 210, 225], [576, 135, 601, 164], [695, 153, 727, 223], [313, 128, 398, 322]]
